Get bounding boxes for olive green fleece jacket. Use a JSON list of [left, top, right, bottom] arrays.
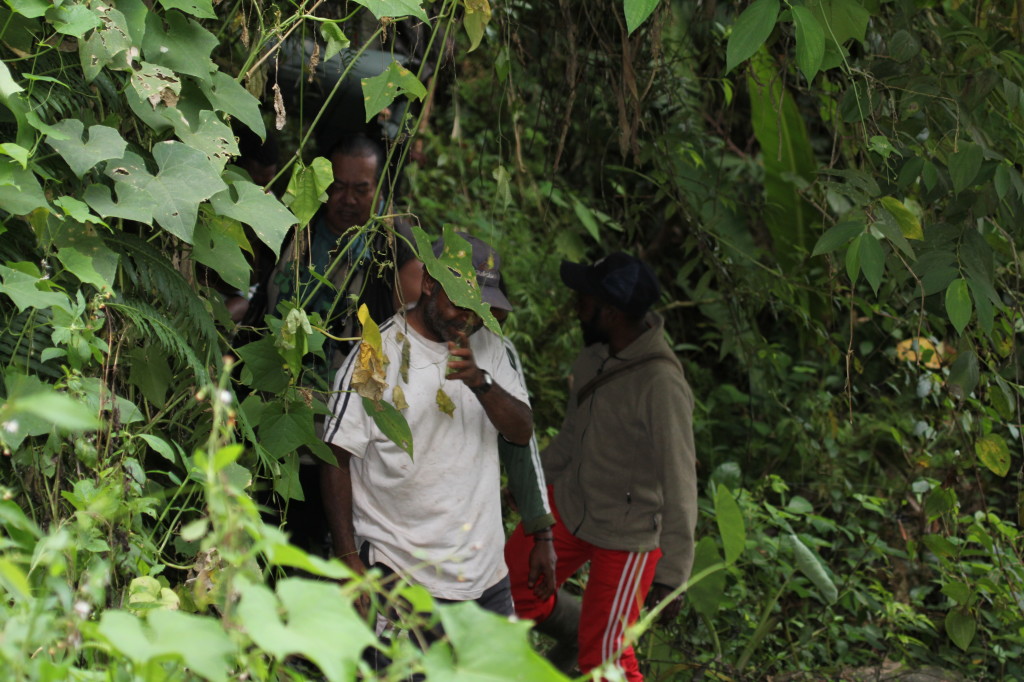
[[542, 312, 698, 589]]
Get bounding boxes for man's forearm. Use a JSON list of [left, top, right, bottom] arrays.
[[476, 384, 533, 445], [320, 445, 359, 558]]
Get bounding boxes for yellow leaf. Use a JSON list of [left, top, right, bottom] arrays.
[[393, 384, 409, 411], [351, 341, 386, 402], [895, 337, 942, 369], [436, 388, 455, 418]]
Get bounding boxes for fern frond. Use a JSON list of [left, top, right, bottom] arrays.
[[103, 232, 221, 361], [105, 300, 212, 387]]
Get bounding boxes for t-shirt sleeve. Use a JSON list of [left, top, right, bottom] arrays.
[[321, 348, 372, 458], [489, 333, 531, 407]]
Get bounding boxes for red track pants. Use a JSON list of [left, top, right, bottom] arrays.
[[505, 489, 662, 681]]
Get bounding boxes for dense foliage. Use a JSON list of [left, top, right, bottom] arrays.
[[1, 0, 1023, 680]]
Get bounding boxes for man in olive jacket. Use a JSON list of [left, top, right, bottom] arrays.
[[504, 252, 698, 682]]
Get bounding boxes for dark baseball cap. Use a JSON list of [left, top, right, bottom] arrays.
[[432, 232, 513, 311], [560, 252, 660, 315]]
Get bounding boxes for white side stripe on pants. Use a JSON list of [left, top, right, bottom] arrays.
[[601, 551, 649, 667]]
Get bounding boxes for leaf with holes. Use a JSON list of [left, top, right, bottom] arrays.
[[85, 142, 225, 243], [159, 0, 216, 19], [141, 10, 217, 82], [130, 62, 181, 109], [361, 61, 427, 123], [168, 109, 237, 170], [46, 120, 127, 178], [198, 72, 266, 139]]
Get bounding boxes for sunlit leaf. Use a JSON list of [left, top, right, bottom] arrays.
[[726, 0, 779, 74], [878, 196, 923, 240], [361, 60, 427, 124], [975, 434, 1010, 477], [624, 0, 660, 35], [463, 0, 491, 51]]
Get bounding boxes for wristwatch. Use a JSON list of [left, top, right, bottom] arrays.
[[471, 369, 494, 395]]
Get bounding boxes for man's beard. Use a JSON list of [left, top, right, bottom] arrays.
[[580, 307, 609, 347], [423, 292, 482, 343]]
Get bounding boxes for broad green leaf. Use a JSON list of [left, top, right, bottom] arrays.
[[945, 607, 976, 651], [99, 609, 236, 681], [872, 214, 915, 261], [726, 0, 779, 74], [0, 265, 72, 313], [54, 195, 104, 224], [46, 120, 127, 178], [236, 336, 290, 393], [321, 22, 350, 62], [463, 0, 491, 51], [50, 3, 101, 37], [572, 197, 601, 242], [236, 578, 375, 682], [858, 233, 885, 295], [921, 534, 956, 558], [0, 558, 32, 599], [283, 157, 334, 228], [994, 163, 1011, 199], [137, 434, 177, 465], [0, 142, 29, 167], [414, 225, 502, 336], [789, 534, 837, 604], [361, 60, 427, 124], [685, 537, 727, 617], [7, 0, 49, 18], [87, 143, 226, 243], [714, 484, 745, 565], [493, 165, 512, 209], [0, 160, 48, 214], [128, 346, 172, 405], [349, 0, 428, 22], [878, 196, 923, 240], [427, 601, 563, 681], [975, 434, 1010, 477], [57, 246, 115, 291], [624, 0, 659, 35], [924, 486, 955, 522], [11, 391, 99, 431], [198, 72, 265, 139], [845, 233, 862, 285], [259, 404, 332, 464], [941, 581, 970, 606], [78, 376, 144, 425], [159, 0, 217, 19], [275, 307, 313, 380], [945, 278, 971, 335], [210, 171, 295, 257], [949, 142, 982, 195], [191, 215, 251, 291], [807, 0, 869, 46], [362, 396, 413, 457], [791, 6, 824, 81], [141, 10, 217, 82]]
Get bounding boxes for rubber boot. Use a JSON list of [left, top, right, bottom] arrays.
[[534, 589, 581, 674]]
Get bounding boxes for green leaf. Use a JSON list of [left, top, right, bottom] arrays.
[[921, 534, 957, 558], [46, 119, 127, 178], [127, 346, 171, 406], [141, 10, 217, 82], [858, 233, 885, 295], [967, 277, 994, 337], [949, 142, 982, 195], [975, 434, 1011, 477], [0, 160, 49, 214], [79, 7, 134, 82], [0, 265, 72, 313], [414, 225, 502, 336], [945, 607, 976, 652], [10, 390, 100, 431], [844, 233, 862, 285], [361, 60, 427, 124], [947, 350, 979, 400], [259, 404, 332, 463], [685, 537, 727, 617], [54, 195, 104, 224], [624, 0, 659, 35], [49, 3, 101, 37], [57, 246, 116, 291], [789, 534, 838, 604], [320, 22, 350, 62], [945, 278, 972, 335], [807, 0, 869, 46], [994, 163, 1011, 199], [137, 434, 177, 465], [924, 486, 955, 522], [427, 601, 563, 681], [726, 0, 779, 74], [198, 72, 266, 139], [7, 0, 50, 18], [159, 0, 217, 19], [191, 215, 251, 291], [236, 578, 375, 681], [570, 196, 602, 242], [236, 336, 290, 393], [349, 0, 428, 22], [283, 157, 334, 228], [463, 0, 492, 51], [878, 196, 923, 240], [99, 609, 236, 681], [129, 61, 181, 109], [714, 484, 745, 565], [0, 142, 29, 167], [362, 396, 413, 457], [791, 6, 824, 81], [86, 143, 226, 243], [210, 173, 295, 258]]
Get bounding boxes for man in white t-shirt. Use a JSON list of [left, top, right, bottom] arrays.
[[320, 234, 533, 616]]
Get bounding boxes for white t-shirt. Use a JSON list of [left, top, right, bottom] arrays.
[[322, 314, 530, 600]]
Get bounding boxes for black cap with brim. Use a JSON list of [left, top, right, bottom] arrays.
[[560, 252, 660, 316]]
